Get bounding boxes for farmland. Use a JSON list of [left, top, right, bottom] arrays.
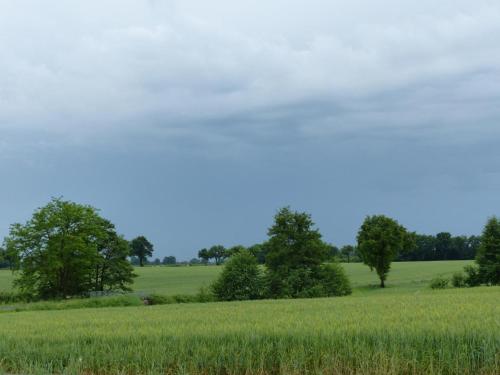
[[0, 285, 498, 374], [0, 260, 474, 296], [0, 260, 499, 374]]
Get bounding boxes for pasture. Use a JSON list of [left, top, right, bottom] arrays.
[[0, 260, 474, 295], [1, 260, 498, 375]]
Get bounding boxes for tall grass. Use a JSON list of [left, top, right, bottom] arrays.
[[0, 286, 498, 374]]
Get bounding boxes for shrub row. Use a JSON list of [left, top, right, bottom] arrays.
[[429, 264, 487, 289]]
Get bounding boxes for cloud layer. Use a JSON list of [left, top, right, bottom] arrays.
[[1, 0, 500, 147]]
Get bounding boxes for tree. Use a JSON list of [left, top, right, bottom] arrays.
[[435, 232, 452, 260], [226, 245, 246, 258], [0, 247, 10, 269], [340, 245, 355, 263], [327, 244, 340, 260], [208, 245, 227, 265], [248, 243, 267, 264], [265, 207, 344, 298], [130, 236, 154, 267], [198, 248, 210, 264], [162, 256, 176, 265], [266, 207, 329, 272], [152, 258, 161, 266], [189, 257, 201, 265], [211, 250, 263, 301], [476, 217, 500, 285], [3, 198, 135, 298], [357, 215, 410, 288]]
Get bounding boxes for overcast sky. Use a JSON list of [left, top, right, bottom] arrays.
[[1, 1, 500, 259]]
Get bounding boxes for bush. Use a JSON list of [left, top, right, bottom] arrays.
[[265, 263, 352, 299], [463, 265, 482, 287], [430, 276, 449, 289], [196, 286, 215, 303], [451, 272, 466, 288], [317, 263, 352, 296], [212, 250, 264, 301]]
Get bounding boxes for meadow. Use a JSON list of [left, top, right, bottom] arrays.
[[1, 260, 498, 374], [0, 260, 474, 296]]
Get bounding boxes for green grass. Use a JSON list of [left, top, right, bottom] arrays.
[[0, 286, 498, 374], [0, 260, 471, 295]]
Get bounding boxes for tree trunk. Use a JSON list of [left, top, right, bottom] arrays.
[[140, 257, 144, 267], [380, 278, 385, 288]]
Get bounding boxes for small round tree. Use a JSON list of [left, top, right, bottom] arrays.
[[211, 250, 263, 301], [357, 215, 411, 288]]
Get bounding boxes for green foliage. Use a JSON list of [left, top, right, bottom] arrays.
[[208, 245, 228, 265], [266, 207, 329, 271], [247, 243, 267, 264], [451, 272, 466, 288], [264, 207, 341, 298], [476, 217, 500, 285], [212, 251, 263, 301], [3, 198, 135, 299], [265, 263, 351, 298], [463, 264, 482, 287], [357, 215, 411, 288], [317, 263, 352, 296], [129, 236, 154, 267], [162, 256, 176, 265], [429, 276, 449, 289]]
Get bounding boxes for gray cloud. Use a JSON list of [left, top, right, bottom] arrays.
[[1, 1, 500, 258], [1, 1, 500, 145]]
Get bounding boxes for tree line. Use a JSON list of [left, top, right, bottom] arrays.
[[1, 198, 498, 301]]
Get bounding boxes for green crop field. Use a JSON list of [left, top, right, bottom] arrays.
[[0, 260, 474, 295], [0, 286, 498, 374], [1, 260, 498, 374]]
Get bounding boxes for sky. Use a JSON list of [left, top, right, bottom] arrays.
[[1, 0, 500, 260]]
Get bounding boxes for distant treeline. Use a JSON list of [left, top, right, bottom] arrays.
[[397, 233, 480, 261], [327, 233, 479, 263]]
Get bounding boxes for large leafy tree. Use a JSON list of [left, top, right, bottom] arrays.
[[129, 236, 154, 267], [3, 198, 135, 298], [476, 217, 500, 285], [208, 245, 227, 265], [357, 215, 411, 288], [266, 207, 329, 271], [265, 207, 337, 297]]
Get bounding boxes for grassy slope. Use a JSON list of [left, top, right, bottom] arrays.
[[0, 260, 473, 295], [0, 286, 498, 374]]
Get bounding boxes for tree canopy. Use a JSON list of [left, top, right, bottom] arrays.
[[476, 217, 500, 285], [264, 207, 349, 298], [3, 198, 135, 298], [211, 250, 263, 301], [265, 207, 329, 272], [130, 236, 154, 267], [357, 215, 411, 288]]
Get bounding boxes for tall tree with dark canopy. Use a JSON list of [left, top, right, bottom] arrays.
[[357, 215, 411, 288], [198, 248, 210, 264], [129, 236, 154, 267], [266, 207, 329, 271], [3, 198, 135, 298], [265, 207, 350, 298], [476, 217, 500, 285], [208, 245, 227, 265]]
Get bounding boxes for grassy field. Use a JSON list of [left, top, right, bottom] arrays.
[[0, 260, 474, 295], [0, 286, 498, 374], [1, 260, 498, 374]]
